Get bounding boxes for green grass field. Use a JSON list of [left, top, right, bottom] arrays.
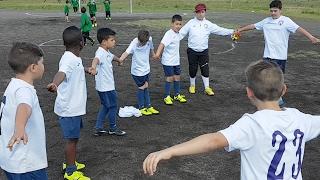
[[0, 0, 319, 20]]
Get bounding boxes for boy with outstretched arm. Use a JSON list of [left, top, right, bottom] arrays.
[[143, 60, 320, 179], [47, 26, 90, 180], [154, 14, 187, 105], [88, 27, 126, 136], [0, 42, 48, 179]]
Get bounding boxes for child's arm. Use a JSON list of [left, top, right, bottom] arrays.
[[151, 49, 156, 60], [297, 27, 320, 44], [237, 24, 255, 33], [119, 52, 129, 64], [88, 57, 100, 75], [47, 72, 66, 92], [112, 56, 123, 66], [7, 103, 32, 151], [143, 132, 228, 176], [154, 43, 164, 60]]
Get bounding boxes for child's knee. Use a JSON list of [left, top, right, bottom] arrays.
[[144, 82, 149, 88], [173, 75, 180, 81], [166, 76, 174, 82]]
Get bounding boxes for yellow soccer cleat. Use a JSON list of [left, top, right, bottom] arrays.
[[189, 86, 196, 94], [205, 87, 215, 96], [164, 95, 173, 105], [64, 171, 90, 180], [174, 94, 187, 103], [140, 108, 152, 116], [147, 107, 159, 115], [62, 161, 85, 172]]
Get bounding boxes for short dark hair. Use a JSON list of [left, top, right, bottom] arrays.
[[81, 7, 86, 13], [245, 60, 284, 101], [8, 42, 44, 74], [172, 14, 182, 23], [66, 0, 69, 3], [270, 0, 282, 10], [97, 28, 116, 44], [63, 26, 83, 48], [138, 30, 150, 46]]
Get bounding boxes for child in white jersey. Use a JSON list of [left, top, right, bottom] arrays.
[[179, 3, 236, 96], [119, 30, 159, 116], [155, 14, 187, 105], [88, 27, 126, 136], [237, 0, 320, 106], [143, 60, 320, 179], [0, 42, 48, 179], [47, 26, 90, 180]]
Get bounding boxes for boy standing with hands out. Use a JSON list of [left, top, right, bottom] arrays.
[[0, 42, 48, 179], [155, 14, 187, 105], [236, 0, 320, 106], [143, 60, 320, 179], [119, 30, 159, 116], [47, 26, 90, 180], [88, 27, 126, 136]]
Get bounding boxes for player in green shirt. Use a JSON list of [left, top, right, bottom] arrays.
[[104, 0, 111, 20], [71, 0, 79, 13], [64, 0, 71, 22], [87, 0, 97, 27], [80, 7, 95, 46]]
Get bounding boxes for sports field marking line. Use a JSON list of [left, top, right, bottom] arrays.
[[212, 42, 235, 55], [38, 39, 63, 46], [46, 51, 93, 60], [25, 12, 59, 18]]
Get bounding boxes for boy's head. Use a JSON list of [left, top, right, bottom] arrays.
[[138, 30, 150, 46], [8, 42, 44, 79], [269, 0, 282, 19], [66, 0, 69, 3], [63, 26, 83, 49], [171, 14, 182, 33], [97, 28, 116, 48], [81, 7, 86, 13], [194, 3, 206, 20], [245, 60, 285, 102]]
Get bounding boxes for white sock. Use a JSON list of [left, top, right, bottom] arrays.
[[190, 77, 196, 86], [202, 76, 209, 88]]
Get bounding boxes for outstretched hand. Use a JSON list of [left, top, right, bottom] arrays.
[[153, 54, 161, 61], [143, 150, 172, 176], [47, 83, 58, 93], [88, 67, 97, 75], [118, 59, 124, 66], [311, 37, 320, 44]]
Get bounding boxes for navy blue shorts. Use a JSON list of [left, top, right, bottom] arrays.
[[163, 65, 181, 76], [263, 58, 287, 73], [5, 168, 48, 180], [59, 116, 83, 139], [132, 74, 149, 87]]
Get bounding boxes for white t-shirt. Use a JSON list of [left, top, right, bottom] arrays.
[[161, 29, 180, 66], [94, 47, 115, 92], [254, 16, 299, 60], [0, 78, 47, 173], [125, 37, 154, 76], [54, 51, 87, 117], [219, 108, 320, 180], [179, 17, 234, 52]]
